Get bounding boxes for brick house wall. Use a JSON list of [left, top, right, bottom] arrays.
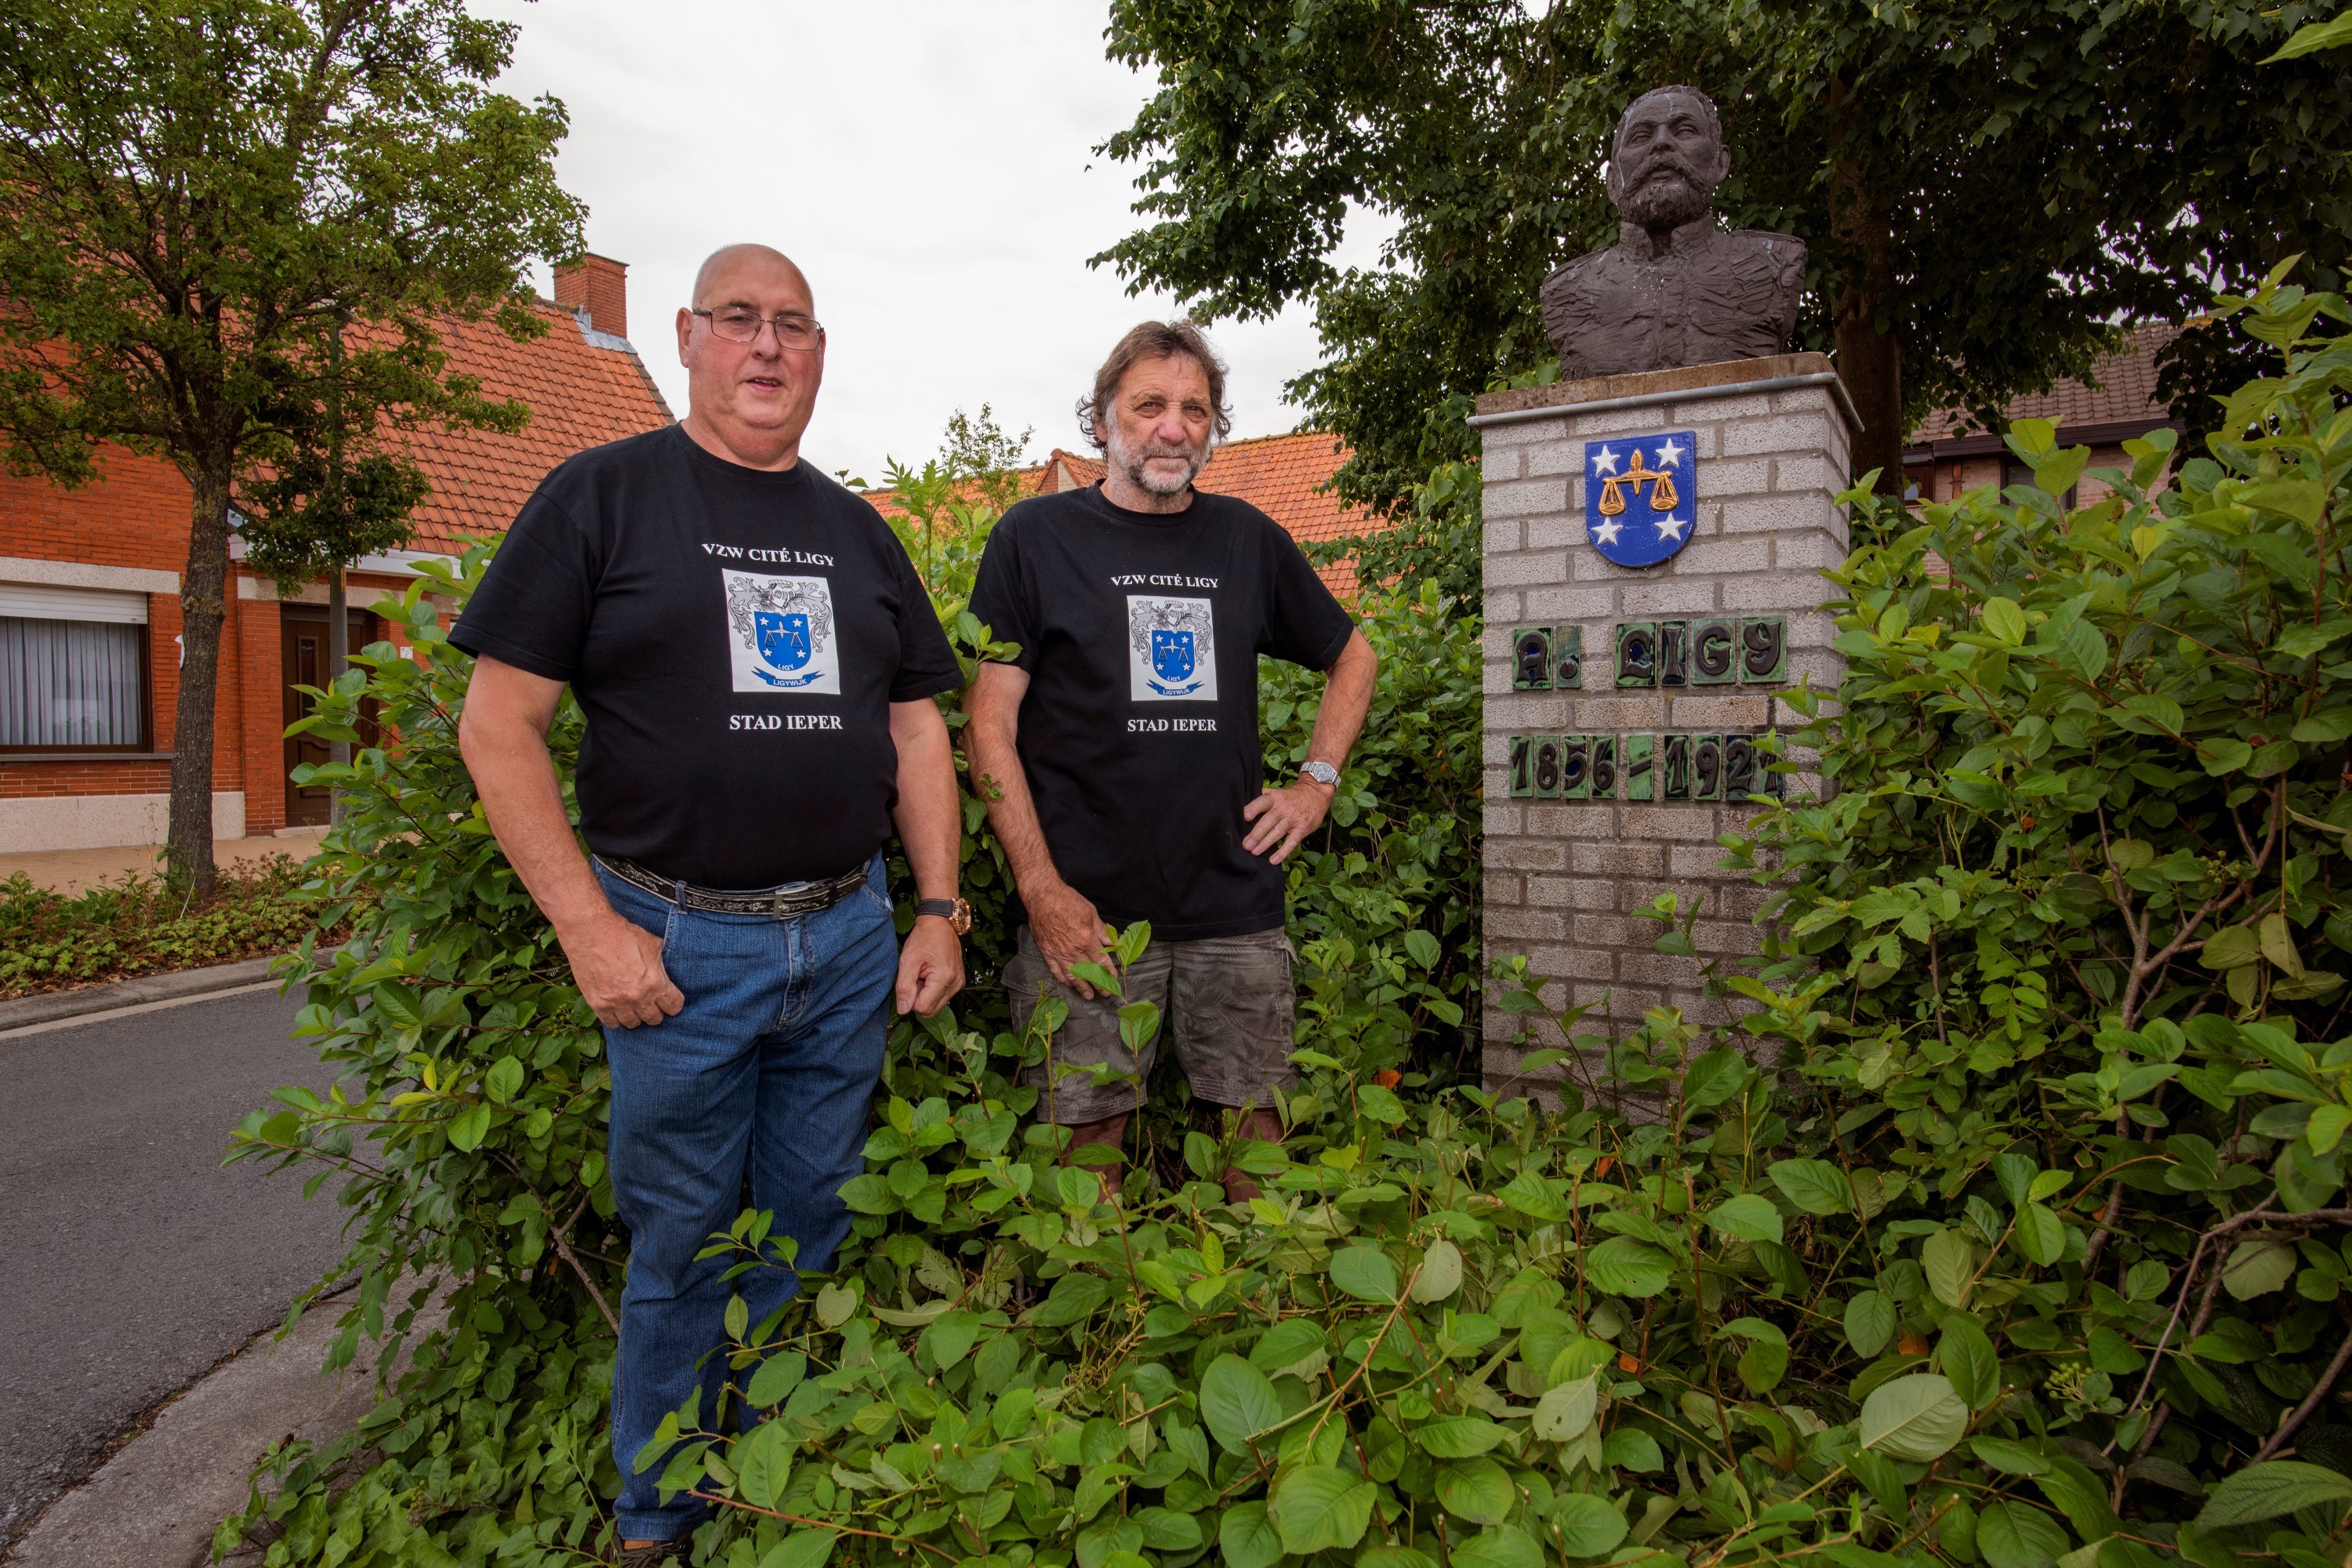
[[0, 256, 672, 852]]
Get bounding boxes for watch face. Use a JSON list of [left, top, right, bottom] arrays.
[[1305, 762, 1338, 786]]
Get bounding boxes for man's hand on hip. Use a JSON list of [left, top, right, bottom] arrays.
[[896, 917, 965, 1018], [1028, 880, 1114, 1000], [562, 915, 684, 1029], [1242, 778, 1334, 866]]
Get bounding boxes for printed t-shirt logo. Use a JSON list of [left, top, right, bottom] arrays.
[[1128, 594, 1217, 702], [724, 570, 840, 694]]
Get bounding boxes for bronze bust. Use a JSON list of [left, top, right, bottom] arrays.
[[1540, 86, 1806, 381]]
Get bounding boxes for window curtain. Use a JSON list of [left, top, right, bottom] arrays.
[[0, 616, 146, 747]]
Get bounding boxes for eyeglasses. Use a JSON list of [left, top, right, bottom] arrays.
[[691, 306, 825, 350]]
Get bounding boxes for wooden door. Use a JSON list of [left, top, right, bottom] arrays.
[[281, 607, 377, 828]]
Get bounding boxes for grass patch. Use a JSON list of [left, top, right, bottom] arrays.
[[0, 855, 361, 999]]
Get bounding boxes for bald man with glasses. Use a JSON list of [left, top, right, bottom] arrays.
[[454, 243, 970, 1562]]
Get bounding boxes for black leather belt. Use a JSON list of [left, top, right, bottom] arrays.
[[597, 856, 872, 919]]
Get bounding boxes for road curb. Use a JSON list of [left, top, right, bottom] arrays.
[[4, 1282, 445, 1568], [0, 958, 285, 1033]]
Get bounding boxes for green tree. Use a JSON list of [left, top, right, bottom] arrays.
[[0, 0, 582, 892], [1095, 0, 2352, 510]]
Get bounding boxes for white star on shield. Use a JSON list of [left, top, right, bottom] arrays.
[[1654, 514, 1689, 542], [1591, 445, 1620, 476], [1654, 437, 1684, 468], [1592, 516, 1624, 546]]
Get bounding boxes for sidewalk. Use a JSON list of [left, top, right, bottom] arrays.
[[0, 833, 326, 896], [3, 1286, 446, 1568]]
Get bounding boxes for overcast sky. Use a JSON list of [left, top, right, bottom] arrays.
[[474, 0, 1390, 484]]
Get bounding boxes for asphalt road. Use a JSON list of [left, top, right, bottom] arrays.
[[0, 987, 352, 1549]]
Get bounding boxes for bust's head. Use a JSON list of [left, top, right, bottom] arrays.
[[1606, 86, 1730, 233]]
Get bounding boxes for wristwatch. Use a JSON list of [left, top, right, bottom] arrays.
[[915, 896, 973, 935], [1301, 760, 1340, 789]]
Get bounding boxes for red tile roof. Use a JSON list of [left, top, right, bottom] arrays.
[[1911, 323, 2181, 445], [392, 301, 673, 549], [861, 433, 1381, 595]]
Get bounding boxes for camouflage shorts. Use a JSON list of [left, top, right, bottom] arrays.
[[1007, 924, 1300, 1125]]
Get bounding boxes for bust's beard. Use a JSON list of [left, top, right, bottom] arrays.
[[1618, 168, 1712, 231]]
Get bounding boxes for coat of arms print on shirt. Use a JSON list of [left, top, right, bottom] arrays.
[[1127, 594, 1218, 701], [724, 570, 840, 694]]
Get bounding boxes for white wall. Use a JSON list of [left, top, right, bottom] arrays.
[[0, 792, 246, 854]]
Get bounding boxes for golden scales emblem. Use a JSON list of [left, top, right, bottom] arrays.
[[1596, 446, 1679, 517]]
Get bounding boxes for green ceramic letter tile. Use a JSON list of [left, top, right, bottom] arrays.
[[1616, 621, 1657, 688], [1624, 734, 1654, 800]]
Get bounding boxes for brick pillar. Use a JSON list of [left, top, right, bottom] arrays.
[[1477, 353, 1853, 1093]]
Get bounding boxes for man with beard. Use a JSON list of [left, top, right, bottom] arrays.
[[1541, 85, 1807, 379], [965, 321, 1377, 1198]]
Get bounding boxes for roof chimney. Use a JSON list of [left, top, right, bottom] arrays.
[[554, 253, 628, 339]]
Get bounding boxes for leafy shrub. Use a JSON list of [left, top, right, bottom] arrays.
[[0, 856, 354, 997], [218, 439, 1484, 1561], [221, 278, 2352, 1568]]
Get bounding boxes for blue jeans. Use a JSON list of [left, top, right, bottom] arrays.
[[596, 853, 897, 1541]]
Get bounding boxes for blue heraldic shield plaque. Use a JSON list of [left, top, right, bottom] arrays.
[[1584, 430, 1697, 568]]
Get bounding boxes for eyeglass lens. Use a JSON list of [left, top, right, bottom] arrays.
[[708, 307, 821, 348]]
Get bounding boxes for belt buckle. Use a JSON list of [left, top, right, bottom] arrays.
[[771, 887, 794, 919]]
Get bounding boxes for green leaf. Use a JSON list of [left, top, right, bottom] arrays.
[[1983, 597, 2027, 646], [1219, 1501, 1283, 1568], [2015, 1203, 2066, 1267], [1138, 1508, 1203, 1550], [1498, 1169, 1568, 1221], [1603, 1428, 1664, 1472], [2194, 1461, 2352, 1528], [1415, 1416, 1509, 1457], [1436, 1457, 1515, 1525], [445, 1102, 492, 1153], [1403, 928, 1442, 969], [1971, 1437, 2053, 1475], [1846, 1290, 1896, 1358], [731, 1420, 794, 1510], [2267, 9, 2352, 59], [1768, 1159, 1853, 1214], [483, 1055, 523, 1102], [920, 1308, 984, 1369], [1737, 1335, 1789, 1394], [1455, 1525, 1545, 1568], [1533, 1376, 1599, 1440], [1550, 1494, 1631, 1557], [1923, 1229, 1979, 1308], [2201, 737, 2253, 775], [1978, 1501, 2071, 1568], [1939, 1316, 2001, 1409], [1860, 1374, 1969, 1461], [813, 1283, 857, 1327], [1681, 1047, 1748, 1107], [1704, 1192, 1784, 1244], [746, 1350, 807, 1408], [757, 1530, 837, 1568], [1200, 1355, 1282, 1454], [1330, 1245, 1399, 1302], [1411, 1238, 1464, 1301], [1584, 1236, 1675, 1298], [2220, 1238, 2298, 1300], [1033, 1272, 1111, 1327], [1250, 1319, 1326, 1374], [1267, 1465, 1374, 1554]]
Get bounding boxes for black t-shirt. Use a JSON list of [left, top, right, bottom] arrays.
[[450, 424, 964, 889], [967, 482, 1354, 941]]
